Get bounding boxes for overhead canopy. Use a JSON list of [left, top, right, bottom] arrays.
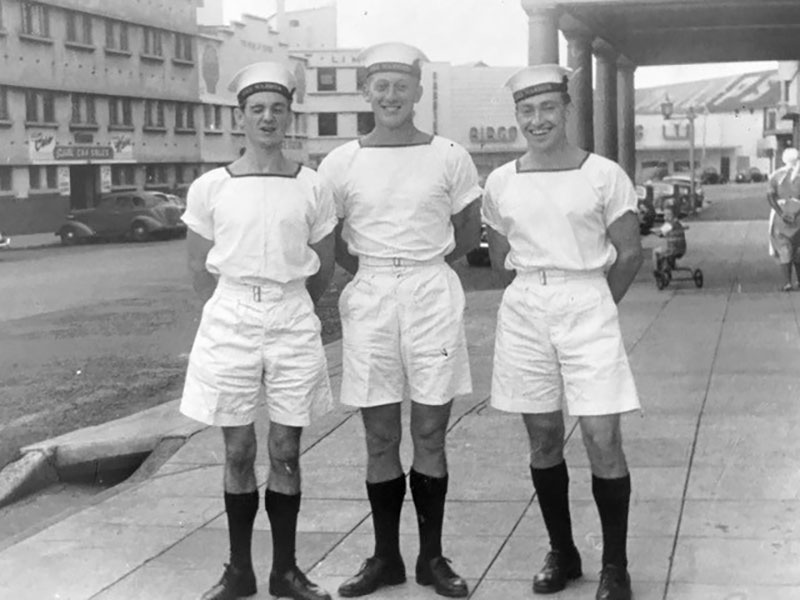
[[548, 0, 800, 65]]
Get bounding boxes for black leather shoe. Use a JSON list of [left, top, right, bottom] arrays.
[[200, 563, 257, 600], [268, 566, 331, 600], [338, 556, 406, 597], [532, 548, 582, 594], [416, 556, 469, 598], [596, 564, 632, 600]]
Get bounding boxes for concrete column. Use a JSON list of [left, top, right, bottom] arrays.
[[617, 56, 637, 180], [521, 1, 559, 65], [564, 28, 594, 151], [593, 39, 618, 161]]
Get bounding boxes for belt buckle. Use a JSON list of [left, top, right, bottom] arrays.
[[393, 257, 402, 267], [539, 270, 547, 285], [253, 286, 262, 302]]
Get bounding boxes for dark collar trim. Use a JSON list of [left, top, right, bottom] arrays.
[[515, 151, 591, 173], [358, 133, 435, 148], [224, 163, 302, 178]]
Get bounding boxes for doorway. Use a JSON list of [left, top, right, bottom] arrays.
[[719, 156, 730, 183], [69, 165, 98, 210]]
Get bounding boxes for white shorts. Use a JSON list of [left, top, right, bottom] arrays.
[[490, 270, 639, 416], [180, 278, 333, 427], [338, 258, 472, 407]]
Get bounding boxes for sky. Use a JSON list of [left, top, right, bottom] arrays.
[[222, 0, 777, 89]]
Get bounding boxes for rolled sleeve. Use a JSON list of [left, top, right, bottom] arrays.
[[181, 180, 214, 240], [447, 145, 482, 215], [309, 181, 337, 244], [317, 153, 346, 220], [481, 171, 505, 235], [603, 164, 638, 227]]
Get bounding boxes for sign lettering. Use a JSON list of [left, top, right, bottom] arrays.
[[53, 146, 114, 160], [469, 126, 519, 144]]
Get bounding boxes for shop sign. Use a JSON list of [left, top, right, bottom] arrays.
[[28, 133, 134, 162], [662, 122, 691, 140], [469, 126, 519, 145], [54, 146, 114, 160]]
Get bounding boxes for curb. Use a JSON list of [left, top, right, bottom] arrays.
[[0, 343, 343, 510], [0, 450, 59, 508], [0, 399, 206, 509]]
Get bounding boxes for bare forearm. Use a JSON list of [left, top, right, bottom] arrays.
[[336, 252, 359, 276], [446, 222, 480, 264], [192, 269, 217, 303], [767, 191, 782, 214], [306, 270, 332, 304], [607, 252, 643, 303]]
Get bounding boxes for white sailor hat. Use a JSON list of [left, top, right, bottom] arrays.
[[228, 61, 297, 105], [358, 42, 428, 79], [505, 64, 571, 103]]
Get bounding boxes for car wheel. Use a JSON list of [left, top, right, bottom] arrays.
[[60, 229, 78, 246], [131, 223, 149, 242]]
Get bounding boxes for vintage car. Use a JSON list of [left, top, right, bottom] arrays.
[[56, 191, 186, 245], [0, 229, 10, 249], [466, 223, 491, 267], [660, 175, 705, 214], [635, 184, 657, 235]]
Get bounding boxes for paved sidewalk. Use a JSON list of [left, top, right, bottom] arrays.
[[4, 231, 60, 250], [1, 220, 799, 599]]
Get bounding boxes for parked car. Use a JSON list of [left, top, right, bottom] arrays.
[[650, 175, 704, 216], [151, 191, 186, 208], [635, 184, 656, 234], [0, 229, 10, 249], [466, 223, 490, 267], [56, 191, 186, 245], [700, 167, 721, 185]]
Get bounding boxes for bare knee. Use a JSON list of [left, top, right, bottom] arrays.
[[224, 431, 257, 475], [580, 416, 627, 476], [523, 412, 565, 466], [268, 427, 301, 476], [365, 423, 402, 461]]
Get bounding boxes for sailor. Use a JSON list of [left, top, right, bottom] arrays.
[[180, 61, 337, 600], [317, 42, 482, 599], [482, 64, 643, 600]]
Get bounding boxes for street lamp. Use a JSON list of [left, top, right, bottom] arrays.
[[661, 94, 697, 214]]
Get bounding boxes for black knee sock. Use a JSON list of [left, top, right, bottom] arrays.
[[592, 474, 631, 569], [265, 489, 301, 575], [530, 462, 576, 553], [224, 491, 259, 571], [409, 469, 448, 561], [366, 475, 406, 560]]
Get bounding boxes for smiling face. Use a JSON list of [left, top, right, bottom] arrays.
[[363, 71, 423, 130], [514, 91, 570, 153], [237, 90, 292, 149]]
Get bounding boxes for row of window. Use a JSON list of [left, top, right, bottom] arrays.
[[317, 66, 369, 93], [0, 86, 234, 131], [1, 86, 373, 136], [318, 112, 375, 137], [14, 2, 193, 61], [0, 163, 202, 192]]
